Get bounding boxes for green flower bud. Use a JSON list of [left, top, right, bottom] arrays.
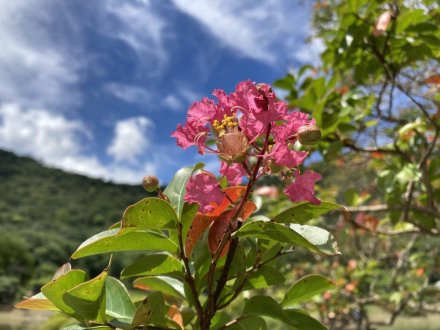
[[142, 175, 159, 192], [297, 125, 321, 145]]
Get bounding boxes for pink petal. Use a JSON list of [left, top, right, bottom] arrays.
[[171, 122, 209, 154], [184, 171, 225, 213], [269, 142, 308, 168], [284, 170, 322, 205], [220, 162, 247, 185], [187, 98, 216, 127]]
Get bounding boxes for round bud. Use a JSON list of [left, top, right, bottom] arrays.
[[297, 125, 321, 145], [142, 175, 159, 192], [217, 131, 249, 163]]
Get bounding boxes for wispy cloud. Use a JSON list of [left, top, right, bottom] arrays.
[[0, 0, 84, 109], [172, 0, 314, 65], [101, 0, 170, 74], [103, 83, 152, 105]]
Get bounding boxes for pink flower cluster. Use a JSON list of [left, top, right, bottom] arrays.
[[171, 80, 321, 212]]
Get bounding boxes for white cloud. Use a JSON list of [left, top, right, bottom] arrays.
[[172, 0, 314, 65], [162, 95, 184, 112], [101, 0, 169, 73], [104, 83, 152, 105], [0, 103, 157, 184], [0, 0, 84, 109], [107, 117, 154, 163]]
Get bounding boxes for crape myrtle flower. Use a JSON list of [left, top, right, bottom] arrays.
[[184, 171, 225, 213], [284, 170, 322, 205], [171, 80, 322, 208]]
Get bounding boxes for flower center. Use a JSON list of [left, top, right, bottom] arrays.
[[212, 114, 238, 136]]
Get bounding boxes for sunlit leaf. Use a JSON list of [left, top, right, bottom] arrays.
[[282, 274, 335, 307], [273, 201, 343, 224], [121, 252, 183, 279], [71, 228, 178, 259], [121, 197, 178, 229], [134, 276, 185, 299]]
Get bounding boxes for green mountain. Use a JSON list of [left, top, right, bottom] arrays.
[[0, 149, 151, 306]]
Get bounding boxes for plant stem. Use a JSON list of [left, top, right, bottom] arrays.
[[202, 124, 272, 329]]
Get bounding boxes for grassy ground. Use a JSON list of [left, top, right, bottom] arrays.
[[376, 313, 440, 330], [0, 309, 51, 330]]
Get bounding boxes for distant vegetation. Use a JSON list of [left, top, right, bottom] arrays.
[[0, 149, 151, 306]]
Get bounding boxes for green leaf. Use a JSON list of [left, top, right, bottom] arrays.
[[134, 276, 185, 299], [64, 271, 108, 323], [163, 163, 204, 219], [395, 164, 422, 185], [15, 292, 59, 311], [132, 291, 166, 328], [240, 266, 286, 291], [121, 197, 178, 229], [71, 228, 178, 259], [226, 316, 267, 330], [290, 224, 340, 255], [284, 309, 327, 330], [121, 252, 183, 279], [62, 326, 112, 330], [273, 201, 343, 224], [105, 277, 136, 321], [243, 296, 326, 330], [234, 221, 340, 255], [282, 274, 335, 307], [41, 269, 88, 314]]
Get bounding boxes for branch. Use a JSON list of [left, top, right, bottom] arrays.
[[177, 222, 204, 322]]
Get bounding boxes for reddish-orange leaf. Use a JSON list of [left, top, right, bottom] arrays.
[[425, 74, 440, 85], [208, 210, 234, 257], [185, 214, 216, 257], [239, 201, 257, 221], [15, 293, 58, 311], [203, 186, 246, 217], [168, 305, 184, 329]]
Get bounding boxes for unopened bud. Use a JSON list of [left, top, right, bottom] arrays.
[[373, 11, 392, 36], [217, 131, 249, 162], [142, 175, 159, 192], [297, 125, 321, 145]]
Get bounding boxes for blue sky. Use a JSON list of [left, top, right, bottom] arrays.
[[0, 0, 322, 184]]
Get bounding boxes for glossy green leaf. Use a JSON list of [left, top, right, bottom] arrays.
[[105, 277, 136, 320], [290, 224, 340, 255], [15, 292, 59, 311], [121, 197, 177, 229], [243, 296, 326, 329], [282, 274, 335, 307], [134, 276, 185, 299], [283, 309, 327, 330], [132, 291, 166, 327], [163, 163, 204, 219], [273, 201, 343, 224], [41, 269, 88, 314], [64, 271, 108, 323], [121, 252, 183, 279], [234, 221, 340, 255], [71, 228, 178, 259], [226, 316, 267, 330], [240, 266, 285, 291], [62, 326, 112, 330]]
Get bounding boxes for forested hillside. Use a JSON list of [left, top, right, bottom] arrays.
[[0, 150, 150, 306]]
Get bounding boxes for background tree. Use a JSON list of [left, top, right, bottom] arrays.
[[275, 0, 439, 328]]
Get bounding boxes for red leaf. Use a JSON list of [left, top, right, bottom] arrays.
[[208, 210, 234, 257], [203, 186, 246, 217], [185, 214, 216, 257], [425, 74, 440, 85]]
